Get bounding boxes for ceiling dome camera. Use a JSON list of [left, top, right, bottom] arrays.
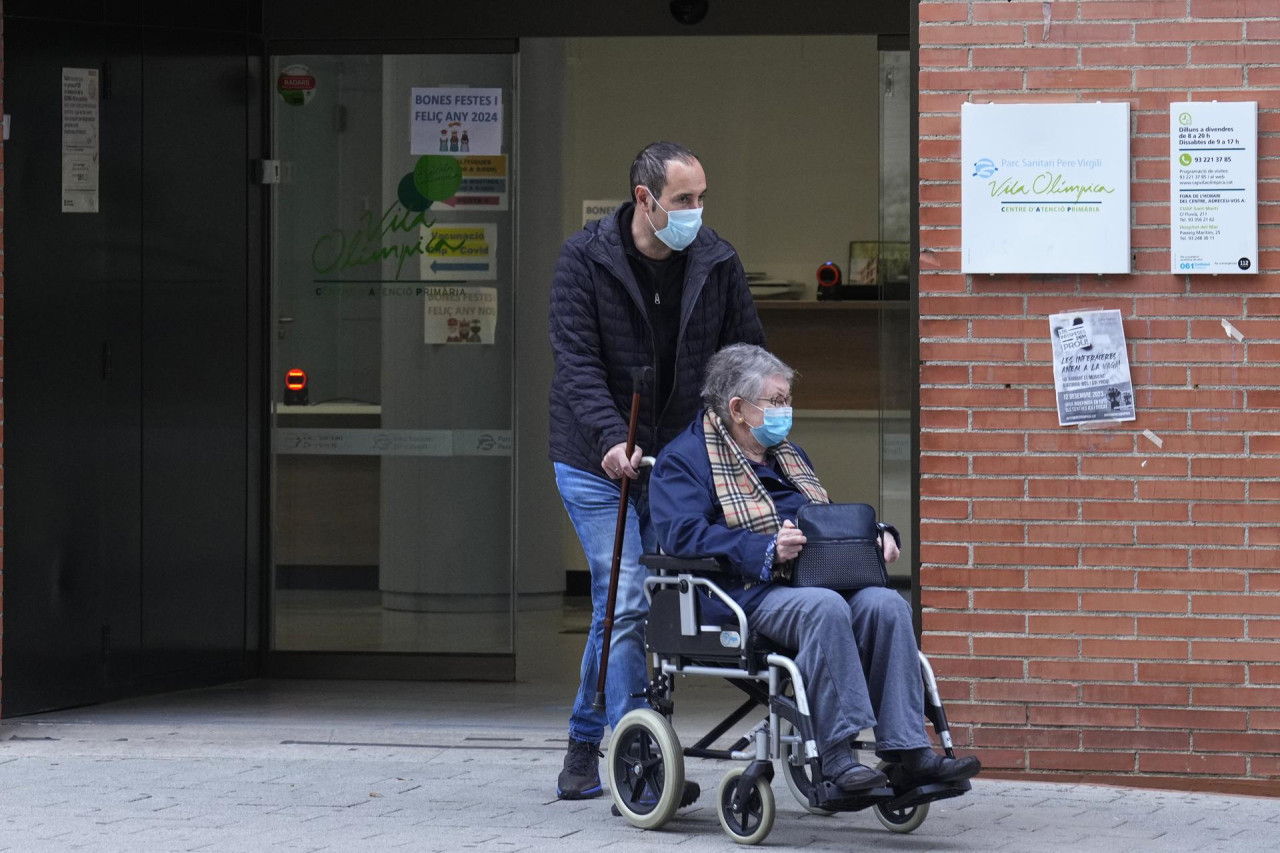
[[670, 0, 709, 25]]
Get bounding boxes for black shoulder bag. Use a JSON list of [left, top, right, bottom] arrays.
[[780, 502, 898, 591]]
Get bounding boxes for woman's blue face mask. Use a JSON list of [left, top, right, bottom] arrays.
[[745, 400, 793, 447]]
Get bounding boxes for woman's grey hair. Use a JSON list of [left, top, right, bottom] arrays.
[[629, 141, 699, 203], [701, 344, 795, 422]]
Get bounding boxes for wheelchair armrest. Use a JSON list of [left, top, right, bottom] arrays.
[[640, 553, 731, 575], [643, 571, 750, 658]]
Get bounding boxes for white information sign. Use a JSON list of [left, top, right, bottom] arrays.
[[424, 286, 498, 344], [1169, 101, 1257, 275], [410, 87, 502, 156], [961, 103, 1130, 274], [62, 68, 100, 213], [582, 199, 626, 227], [419, 223, 498, 280], [1049, 309, 1135, 426]]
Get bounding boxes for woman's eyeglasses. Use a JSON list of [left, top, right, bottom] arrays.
[[756, 394, 792, 408]]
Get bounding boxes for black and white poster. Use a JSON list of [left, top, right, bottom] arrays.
[[1050, 309, 1135, 426]]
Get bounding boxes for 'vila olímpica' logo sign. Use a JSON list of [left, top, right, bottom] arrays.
[[961, 103, 1131, 275]]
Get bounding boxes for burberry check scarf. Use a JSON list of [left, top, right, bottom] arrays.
[[702, 407, 829, 535]]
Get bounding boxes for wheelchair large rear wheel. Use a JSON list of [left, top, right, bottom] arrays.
[[716, 766, 775, 845], [607, 709, 685, 830], [777, 715, 834, 816], [872, 760, 929, 833]]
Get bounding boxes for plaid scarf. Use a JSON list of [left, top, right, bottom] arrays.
[[702, 407, 828, 534]]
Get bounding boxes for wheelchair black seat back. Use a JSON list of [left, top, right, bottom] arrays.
[[603, 553, 972, 845]]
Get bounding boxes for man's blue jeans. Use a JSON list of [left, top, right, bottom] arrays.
[[555, 462, 658, 745]]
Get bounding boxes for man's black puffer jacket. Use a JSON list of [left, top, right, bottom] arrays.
[[548, 202, 766, 478]]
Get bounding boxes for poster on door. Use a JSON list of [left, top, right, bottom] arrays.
[[424, 286, 498, 344], [419, 223, 498, 280], [410, 87, 502, 156], [62, 68, 100, 213], [1049, 308, 1135, 426], [442, 156, 509, 210], [1169, 101, 1257, 275]]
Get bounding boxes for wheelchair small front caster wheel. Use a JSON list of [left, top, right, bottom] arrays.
[[872, 760, 929, 834], [716, 767, 775, 845], [607, 709, 685, 830]]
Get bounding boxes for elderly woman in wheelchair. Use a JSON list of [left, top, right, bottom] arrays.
[[605, 343, 978, 843]]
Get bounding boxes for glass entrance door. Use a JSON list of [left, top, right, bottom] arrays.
[[877, 45, 914, 575], [268, 52, 516, 669]]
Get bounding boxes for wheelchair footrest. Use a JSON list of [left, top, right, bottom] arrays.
[[812, 780, 895, 812], [886, 778, 971, 811]]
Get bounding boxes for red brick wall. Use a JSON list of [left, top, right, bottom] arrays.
[[918, 1, 1280, 789]]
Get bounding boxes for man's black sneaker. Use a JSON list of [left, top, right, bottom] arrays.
[[885, 748, 981, 790], [557, 739, 603, 800], [610, 780, 701, 816]]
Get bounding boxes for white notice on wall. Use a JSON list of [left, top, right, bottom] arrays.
[[961, 102, 1130, 274], [1049, 309, 1135, 427], [1169, 101, 1258, 275], [424, 286, 498, 344], [62, 68, 100, 213], [410, 87, 503, 156], [583, 199, 626, 227]]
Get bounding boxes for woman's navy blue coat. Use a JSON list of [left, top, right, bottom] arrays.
[[649, 417, 819, 624]]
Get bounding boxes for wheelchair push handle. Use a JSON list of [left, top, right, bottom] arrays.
[[593, 366, 652, 712]]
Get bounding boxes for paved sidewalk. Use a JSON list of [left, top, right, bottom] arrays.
[[2, 679, 1278, 852]]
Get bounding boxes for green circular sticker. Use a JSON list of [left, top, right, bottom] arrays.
[[397, 173, 432, 211], [413, 155, 462, 201]]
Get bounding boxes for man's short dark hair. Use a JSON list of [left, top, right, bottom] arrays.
[[629, 141, 699, 204]]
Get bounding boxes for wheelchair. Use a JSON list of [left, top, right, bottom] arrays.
[[605, 554, 972, 845]]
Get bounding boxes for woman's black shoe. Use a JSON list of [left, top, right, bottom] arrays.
[[886, 748, 981, 789]]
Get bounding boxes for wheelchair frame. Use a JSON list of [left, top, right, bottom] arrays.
[[604, 556, 971, 844]]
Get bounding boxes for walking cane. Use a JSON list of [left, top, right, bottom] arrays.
[[593, 366, 653, 712]]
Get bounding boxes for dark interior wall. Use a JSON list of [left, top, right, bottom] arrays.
[[2, 0, 262, 30], [262, 0, 906, 41], [1, 2, 265, 717]]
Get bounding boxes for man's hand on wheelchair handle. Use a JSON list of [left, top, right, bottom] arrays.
[[601, 442, 645, 480], [777, 519, 806, 562]]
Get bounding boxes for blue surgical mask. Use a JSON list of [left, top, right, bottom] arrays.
[[646, 196, 703, 251], [746, 401, 793, 447]]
